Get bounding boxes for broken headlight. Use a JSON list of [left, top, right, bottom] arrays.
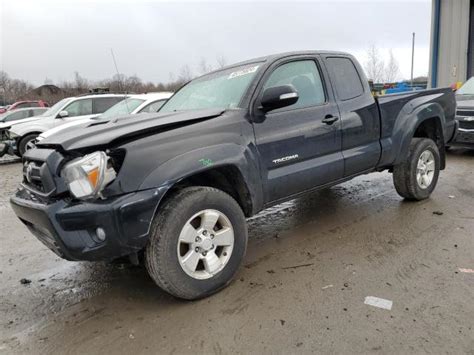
[[62, 151, 116, 200]]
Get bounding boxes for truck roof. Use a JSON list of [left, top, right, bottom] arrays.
[[220, 50, 351, 70]]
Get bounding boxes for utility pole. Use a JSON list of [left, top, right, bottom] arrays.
[[411, 32, 415, 89]]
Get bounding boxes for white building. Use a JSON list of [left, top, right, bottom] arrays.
[[428, 0, 474, 88]]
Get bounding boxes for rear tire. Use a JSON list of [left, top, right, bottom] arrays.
[[393, 138, 440, 201], [145, 186, 248, 300], [18, 133, 39, 157]]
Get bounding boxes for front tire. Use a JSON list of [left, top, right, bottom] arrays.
[[145, 186, 248, 300], [18, 133, 39, 157], [393, 138, 440, 200]]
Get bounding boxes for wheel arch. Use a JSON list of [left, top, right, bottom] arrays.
[[139, 144, 263, 218], [17, 131, 43, 155], [411, 116, 446, 169], [393, 102, 447, 169], [163, 165, 254, 217]]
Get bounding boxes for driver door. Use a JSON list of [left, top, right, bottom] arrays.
[[252, 57, 343, 203]]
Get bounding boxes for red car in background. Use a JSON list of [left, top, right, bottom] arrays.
[[0, 100, 49, 114]]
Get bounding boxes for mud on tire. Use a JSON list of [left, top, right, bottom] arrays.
[[393, 138, 440, 201]]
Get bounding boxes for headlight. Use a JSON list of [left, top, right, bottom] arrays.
[[62, 151, 116, 200]]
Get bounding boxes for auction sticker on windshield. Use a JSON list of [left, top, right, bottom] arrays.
[[228, 66, 259, 79]]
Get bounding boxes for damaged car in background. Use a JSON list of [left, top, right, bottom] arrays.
[[10, 51, 456, 300], [5, 93, 126, 157], [0, 107, 49, 157]]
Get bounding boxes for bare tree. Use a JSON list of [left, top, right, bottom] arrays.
[[0, 68, 194, 105], [178, 65, 193, 84], [364, 45, 385, 83], [0, 71, 10, 104], [216, 55, 227, 69], [124, 75, 142, 93], [198, 58, 213, 75], [385, 49, 400, 83]]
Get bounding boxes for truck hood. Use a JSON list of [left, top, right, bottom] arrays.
[[37, 108, 225, 151]]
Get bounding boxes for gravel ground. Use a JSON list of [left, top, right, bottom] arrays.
[[0, 150, 473, 354]]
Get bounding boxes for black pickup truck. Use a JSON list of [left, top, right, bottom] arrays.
[[11, 51, 456, 300]]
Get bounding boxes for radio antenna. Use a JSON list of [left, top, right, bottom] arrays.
[[110, 48, 130, 113]]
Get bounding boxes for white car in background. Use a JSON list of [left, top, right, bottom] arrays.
[[7, 93, 126, 156], [0, 107, 48, 157], [37, 92, 173, 143]]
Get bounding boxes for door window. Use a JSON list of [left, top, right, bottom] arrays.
[[64, 99, 93, 117], [263, 60, 326, 110]]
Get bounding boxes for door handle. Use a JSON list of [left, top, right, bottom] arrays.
[[322, 115, 339, 125]]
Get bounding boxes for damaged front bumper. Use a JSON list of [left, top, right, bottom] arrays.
[[10, 187, 167, 261], [0, 140, 17, 156], [0, 129, 16, 157]]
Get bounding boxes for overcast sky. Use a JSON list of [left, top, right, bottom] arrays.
[[1, 0, 432, 85]]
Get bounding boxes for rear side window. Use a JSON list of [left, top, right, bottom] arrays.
[[326, 57, 364, 100], [93, 97, 124, 114], [29, 102, 40, 107], [139, 99, 167, 113]]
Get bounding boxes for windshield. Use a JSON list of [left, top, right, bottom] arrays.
[[99, 98, 145, 119], [41, 98, 72, 117], [160, 63, 261, 112], [457, 77, 474, 95]]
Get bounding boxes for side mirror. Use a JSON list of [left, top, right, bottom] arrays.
[[260, 85, 299, 113], [57, 110, 68, 118]]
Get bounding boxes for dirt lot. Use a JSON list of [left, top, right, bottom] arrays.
[[0, 151, 473, 354]]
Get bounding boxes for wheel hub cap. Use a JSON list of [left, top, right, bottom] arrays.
[[196, 235, 213, 251], [416, 150, 435, 189], [177, 209, 234, 280]]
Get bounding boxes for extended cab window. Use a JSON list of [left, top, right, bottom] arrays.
[[326, 57, 364, 100], [64, 99, 93, 117], [263, 60, 326, 110]]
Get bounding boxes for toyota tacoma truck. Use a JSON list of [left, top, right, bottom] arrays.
[[10, 51, 456, 300]]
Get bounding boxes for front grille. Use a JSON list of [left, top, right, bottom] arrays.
[[456, 110, 474, 117], [459, 120, 474, 130], [23, 160, 46, 192], [22, 158, 57, 196]]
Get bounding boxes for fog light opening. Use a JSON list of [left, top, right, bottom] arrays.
[[96, 227, 106, 241]]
